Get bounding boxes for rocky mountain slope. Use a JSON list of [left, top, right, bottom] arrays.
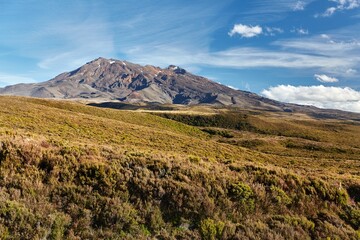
[[0, 57, 292, 111]]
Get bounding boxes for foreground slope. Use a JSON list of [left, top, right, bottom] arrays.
[[0, 96, 359, 239]]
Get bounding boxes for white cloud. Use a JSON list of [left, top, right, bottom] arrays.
[[323, 7, 337, 16], [229, 24, 263, 38], [293, 1, 306, 11], [261, 85, 360, 113], [314, 74, 339, 82], [320, 34, 331, 39]]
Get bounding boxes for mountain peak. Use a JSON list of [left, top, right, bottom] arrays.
[[167, 65, 186, 74], [88, 57, 123, 65]]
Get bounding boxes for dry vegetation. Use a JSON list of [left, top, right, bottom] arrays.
[[0, 96, 359, 239]]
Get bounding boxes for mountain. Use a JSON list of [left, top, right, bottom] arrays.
[[0, 57, 293, 111], [2, 57, 360, 120]]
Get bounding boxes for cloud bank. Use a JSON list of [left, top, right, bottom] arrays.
[[261, 85, 360, 113]]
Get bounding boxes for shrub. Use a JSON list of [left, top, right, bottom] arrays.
[[0, 142, 10, 164], [229, 182, 255, 212], [341, 206, 360, 230], [270, 185, 292, 206], [188, 155, 201, 163], [199, 218, 225, 240], [48, 212, 71, 240], [202, 128, 234, 138], [335, 188, 349, 206], [0, 200, 42, 239]]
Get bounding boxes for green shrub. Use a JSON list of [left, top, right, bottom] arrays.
[[270, 215, 315, 232], [0, 200, 42, 239], [49, 212, 71, 240], [335, 188, 349, 206], [199, 218, 225, 240], [270, 185, 292, 206], [229, 182, 255, 212], [188, 155, 201, 163], [202, 128, 234, 138]]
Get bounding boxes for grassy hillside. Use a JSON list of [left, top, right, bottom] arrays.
[[0, 96, 359, 239]]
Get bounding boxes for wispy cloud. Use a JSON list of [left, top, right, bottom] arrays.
[[0, 2, 115, 76], [293, 1, 306, 11], [316, 0, 360, 17], [229, 24, 263, 38], [333, 0, 360, 10], [112, 1, 227, 66], [130, 45, 355, 73], [271, 34, 360, 75], [320, 7, 337, 17], [346, 68, 358, 75], [264, 27, 284, 36], [273, 36, 360, 54], [1, 1, 229, 80], [321, 34, 331, 39], [35, 19, 115, 70], [262, 85, 360, 112], [246, 0, 314, 14], [291, 27, 309, 35], [314, 74, 339, 82], [118, 19, 360, 84], [0, 73, 36, 86], [1, 0, 359, 93]]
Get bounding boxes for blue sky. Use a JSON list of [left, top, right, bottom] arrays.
[[1, 0, 360, 112]]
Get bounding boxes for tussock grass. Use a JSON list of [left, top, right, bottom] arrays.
[[0, 96, 359, 239]]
